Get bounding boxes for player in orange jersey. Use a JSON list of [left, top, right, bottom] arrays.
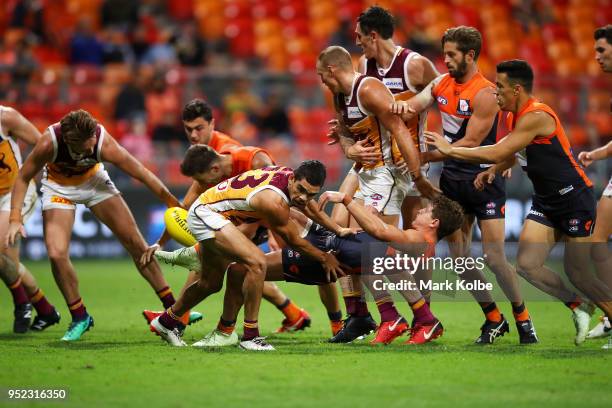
[[426, 59, 612, 345], [391, 27, 538, 345], [6, 110, 182, 341], [0, 106, 59, 333]]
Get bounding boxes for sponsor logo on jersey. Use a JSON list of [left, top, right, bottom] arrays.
[[371, 193, 383, 201], [347, 106, 364, 119], [437, 96, 448, 105], [486, 202, 496, 209], [569, 219, 580, 226], [559, 185, 574, 195], [383, 77, 403, 90]]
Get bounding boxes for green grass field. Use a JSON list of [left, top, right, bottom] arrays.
[[0, 259, 610, 408]]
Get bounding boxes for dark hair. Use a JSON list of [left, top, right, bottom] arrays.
[[432, 195, 464, 240], [496, 59, 534, 93], [357, 6, 394, 39], [594, 24, 612, 44], [182, 99, 213, 122], [294, 160, 326, 186], [180, 144, 220, 176], [442, 26, 482, 60], [60, 110, 97, 142]]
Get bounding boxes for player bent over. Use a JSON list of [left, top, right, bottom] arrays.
[[6, 110, 182, 341], [148, 162, 342, 350]]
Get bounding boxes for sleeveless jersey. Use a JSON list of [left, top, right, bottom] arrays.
[[433, 72, 499, 180], [198, 166, 292, 225], [507, 98, 592, 204], [209, 130, 242, 152], [44, 123, 104, 186], [0, 106, 24, 194], [337, 75, 399, 170], [219, 146, 275, 178], [365, 46, 428, 152]]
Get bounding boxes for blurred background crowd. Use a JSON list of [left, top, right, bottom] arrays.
[[0, 0, 610, 191]]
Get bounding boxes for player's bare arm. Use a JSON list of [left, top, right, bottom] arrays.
[[6, 132, 54, 246], [578, 140, 612, 167], [251, 190, 344, 281], [423, 86, 500, 163], [474, 155, 516, 191], [1, 107, 41, 145], [100, 134, 180, 208], [333, 100, 382, 165], [318, 191, 416, 245], [389, 74, 444, 120], [302, 200, 357, 237], [426, 110, 554, 164], [360, 78, 440, 199], [251, 151, 274, 168], [406, 55, 440, 91]]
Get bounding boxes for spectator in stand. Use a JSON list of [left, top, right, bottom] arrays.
[[69, 17, 104, 66], [101, 0, 140, 30], [114, 67, 148, 122], [130, 23, 151, 64], [11, 38, 38, 102], [222, 78, 261, 129], [145, 71, 180, 130], [172, 22, 207, 66], [142, 28, 177, 67], [256, 90, 291, 140], [328, 18, 362, 54], [10, 0, 46, 42], [121, 117, 154, 162], [152, 111, 184, 144], [102, 28, 135, 65]]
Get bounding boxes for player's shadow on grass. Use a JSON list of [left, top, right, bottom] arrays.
[[454, 343, 606, 358], [46, 340, 154, 349], [0, 332, 36, 341]]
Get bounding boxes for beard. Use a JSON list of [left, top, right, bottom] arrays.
[[448, 58, 468, 79]]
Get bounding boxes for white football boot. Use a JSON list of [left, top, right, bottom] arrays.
[[587, 316, 610, 339], [572, 303, 594, 345], [155, 246, 202, 272], [150, 317, 187, 347], [192, 329, 239, 347], [239, 337, 276, 351]]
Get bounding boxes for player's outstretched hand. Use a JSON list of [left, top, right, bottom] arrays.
[[327, 119, 340, 145], [390, 101, 417, 121], [318, 191, 346, 211], [5, 222, 25, 248], [140, 243, 160, 266], [501, 168, 512, 179], [414, 177, 441, 200], [337, 227, 360, 237], [578, 151, 594, 168], [424, 131, 452, 155], [346, 139, 382, 164], [474, 170, 496, 191], [321, 251, 345, 283]]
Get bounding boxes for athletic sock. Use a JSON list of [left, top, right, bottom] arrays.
[[242, 320, 259, 341], [480, 302, 502, 322], [8, 277, 29, 306], [158, 307, 181, 330], [68, 298, 87, 321], [328, 310, 343, 334], [30, 288, 54, 316], [564, 296, 583, 311], [277, 298, 301, 322], [344, 295, 369, 317], [376, 297, 401, 322], [410, 298, 436, 324], [156, 286, 175, 309], [217, 317, 236, 335], [512, 302, 530, 321]]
